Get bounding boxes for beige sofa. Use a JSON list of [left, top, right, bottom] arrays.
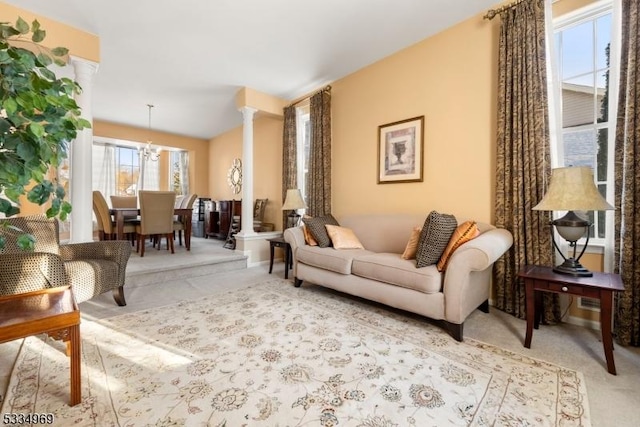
[[284, 214, 513, 341]]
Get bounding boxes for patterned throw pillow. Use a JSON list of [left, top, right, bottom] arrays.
[[303, 214, 340, 248], [325, 225, 364, 249], [401, 226, 422, 260], [415, 211, 458, 268], [436, 221, 480, 272]]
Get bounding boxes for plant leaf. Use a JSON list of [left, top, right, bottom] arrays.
[[15, 17, 29, 34]]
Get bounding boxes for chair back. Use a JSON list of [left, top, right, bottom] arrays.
[[110, 196, 137, 209], [254, 198, 268, 221], [175, 195, 185, 208], [93, 191, 114, 234], [180, 193, 198, 209], [0, 215, 60, 255], [139, 191, 176, 235]]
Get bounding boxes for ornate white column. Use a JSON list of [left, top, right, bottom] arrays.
[[237, 106, 258, 237], [70, 57, 98, 242]]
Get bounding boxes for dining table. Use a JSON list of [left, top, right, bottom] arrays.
[[109, 207, 193, 250]]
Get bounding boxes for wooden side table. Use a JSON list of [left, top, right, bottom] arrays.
[[0, 286, 82, 405], [267, 237, 292, 279], [518, 265, 624, 375]]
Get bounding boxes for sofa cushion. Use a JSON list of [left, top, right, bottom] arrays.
[[303, 214, 339, 248], [326, 225, 364, 249], [352, 253, 442, 294], [296, 245, 373, 274], [415, 211, 458, 268], [436, 221, 480, 272]]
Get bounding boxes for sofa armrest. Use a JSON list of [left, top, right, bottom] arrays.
[[0, 252, 69, 296], [442, 228, 513, 324], [284, 227, 305, 252], [284, 227, 306, 277]]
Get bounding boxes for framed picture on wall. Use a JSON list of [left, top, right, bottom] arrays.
[[377, 115, 424, 184]]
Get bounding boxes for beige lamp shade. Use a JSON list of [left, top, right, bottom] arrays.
[[282, 189, 307, 210], [533, 166, 614, 211]]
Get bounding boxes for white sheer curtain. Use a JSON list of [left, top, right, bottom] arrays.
[[92, 143, 116, 200], [178, 151, 189, 195], [138, 153, 160, 191]]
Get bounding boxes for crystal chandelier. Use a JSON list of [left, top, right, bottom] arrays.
[[140, 103, 161, 161]]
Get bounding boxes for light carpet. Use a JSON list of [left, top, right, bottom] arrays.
[[1, 280, 590, 426]]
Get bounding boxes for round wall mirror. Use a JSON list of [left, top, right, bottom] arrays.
[[227, 158, 242, 194]]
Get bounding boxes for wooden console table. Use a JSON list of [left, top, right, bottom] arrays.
[[518, 265, 624, 375], [0, 286, 82, 405]]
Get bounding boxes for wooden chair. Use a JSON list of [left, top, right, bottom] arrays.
[[173, 193, 197, 246], [0, 215, 132, 305], [136, 191, 176, 257], [93, 191, 136, 242]]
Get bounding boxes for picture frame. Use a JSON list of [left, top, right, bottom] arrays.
[[377, 115, 424, 184]]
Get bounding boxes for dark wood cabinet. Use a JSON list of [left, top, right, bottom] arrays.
[[206, 200, 241, 240]]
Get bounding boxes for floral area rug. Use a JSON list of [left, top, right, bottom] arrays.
[[1, 280, 590, 426]]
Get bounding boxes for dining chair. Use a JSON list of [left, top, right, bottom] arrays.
[[137, 191, 177, 257], [110, 195, 139, 221], [93, 191, 136, 242], [173, 193, 197, 247]]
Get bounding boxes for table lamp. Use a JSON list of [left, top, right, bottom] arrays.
[[533, 166, 614, 277], [282, 189, 306, 229]]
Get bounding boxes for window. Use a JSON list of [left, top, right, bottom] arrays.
[[115, 146, 140, 196], [296, 107, 311, 206], [552, 1, 618, 244], [169, 151, 182, 194]]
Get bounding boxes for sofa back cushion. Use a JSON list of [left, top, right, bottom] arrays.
[[340, 214, 426, 254]]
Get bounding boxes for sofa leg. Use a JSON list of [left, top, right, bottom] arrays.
[[444, 321, 463, 342], [479, 299, 490, 313], [113, 286, 127, 306], [294, 277, 303, 288]]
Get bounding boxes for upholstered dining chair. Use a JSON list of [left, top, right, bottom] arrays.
[[253, 198, 268, 232], [110, 195, 139, 221], [93, 191, 136, 242], [173, 193, 197, 246], [137, 191, 176, 257], [0, 215, 132, 305]]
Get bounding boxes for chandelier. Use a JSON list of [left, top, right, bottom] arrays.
[[140, 103, 161, 161]]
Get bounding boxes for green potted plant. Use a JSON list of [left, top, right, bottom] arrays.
[[0, 17, 90, 249]]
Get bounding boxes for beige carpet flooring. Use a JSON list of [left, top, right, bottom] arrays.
[[1, 257, 639, 426]]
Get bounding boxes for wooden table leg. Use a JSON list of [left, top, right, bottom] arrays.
[[185, 216, 192, 250], [115, 210, 125, 241], [269, 243, 275, 274], [284, 245, 289, 280], [524, 280, 535, 348], [69, 324, 82, 405], [600, 290, 616, 375]]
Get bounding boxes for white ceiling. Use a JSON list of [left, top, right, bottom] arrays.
[[7, 0, 498, 140]]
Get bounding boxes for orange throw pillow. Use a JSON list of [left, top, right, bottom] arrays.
[[401, 226, 422, 260], [302, 225, 318, 246], [436, 221, 480, 272], [325, 225, 364, 249]]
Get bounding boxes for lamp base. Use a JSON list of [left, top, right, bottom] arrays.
[[553, 258, 593, 277]]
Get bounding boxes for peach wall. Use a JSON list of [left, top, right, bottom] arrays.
[[209, 115, 283, 230], [94, 121, 210, 198], [332, 12, 498, 223], [0, 2, 99, 62]]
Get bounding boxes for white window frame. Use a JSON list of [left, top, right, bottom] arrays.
[[550, 0, 620, 254], [295, 105, 311, 211]]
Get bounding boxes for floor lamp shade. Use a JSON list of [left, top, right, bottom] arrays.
[[282, 189, 306, 228], [533, 166, 614, 277]]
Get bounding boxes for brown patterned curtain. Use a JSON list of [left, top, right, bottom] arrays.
[[492, 0, 560, 322], [307, 89, 331, 217], [282, 105, 297, 229], [613, 0, 640, 346]]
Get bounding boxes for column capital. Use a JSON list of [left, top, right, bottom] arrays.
[[239, 106, 258, 118], [70, 56, 99, 77]]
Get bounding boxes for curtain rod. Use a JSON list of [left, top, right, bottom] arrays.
[[483, 0, 527, 20], [288, 85, 331, 108]]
